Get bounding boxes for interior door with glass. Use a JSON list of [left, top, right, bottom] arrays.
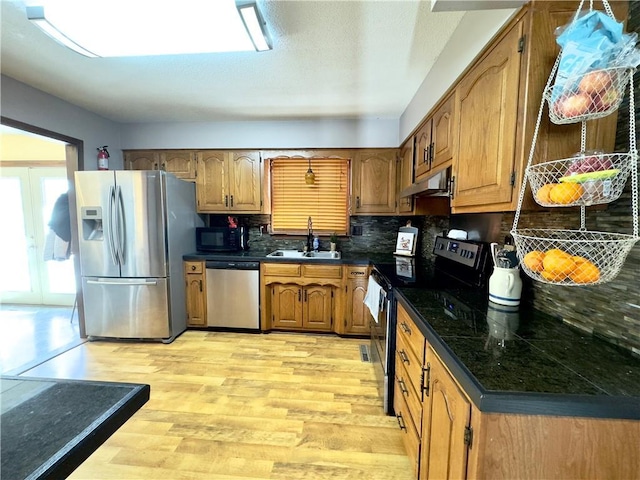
[[0, 167, 76, 305]]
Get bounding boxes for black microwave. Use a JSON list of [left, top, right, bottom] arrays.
[[196, 227, 241, 252]]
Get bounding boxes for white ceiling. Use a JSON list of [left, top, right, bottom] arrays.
[[0, 0, 473, 124]]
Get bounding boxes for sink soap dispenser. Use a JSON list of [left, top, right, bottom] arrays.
[[313, 236, 319, 252]]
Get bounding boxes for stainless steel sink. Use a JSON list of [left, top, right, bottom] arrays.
[[266, 249, 340, 259]]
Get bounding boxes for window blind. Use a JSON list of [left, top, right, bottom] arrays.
[[270, 158, 350, 235]]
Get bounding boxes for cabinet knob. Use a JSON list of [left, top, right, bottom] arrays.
[[191, 265, 196, 271]]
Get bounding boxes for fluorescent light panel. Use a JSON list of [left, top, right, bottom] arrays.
[[26, 0, 271, 57]]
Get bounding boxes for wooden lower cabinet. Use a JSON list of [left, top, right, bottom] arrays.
[[420, 346, 471, 480], [184, 261, 206, 327], [262, 262, 341, 332], [343, 266, 370, 335], [395, 302, 640, 480]]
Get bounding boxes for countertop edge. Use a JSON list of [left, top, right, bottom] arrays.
[[394, 292, 640, 421]]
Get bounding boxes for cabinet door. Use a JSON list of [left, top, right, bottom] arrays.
[[452, 20, 523, 209], [431, 93, 455, 172], [195, 151, 228, 212], [421, 347, 471, 480], [272, 284, 303, 328], [184, 262, 206, 327], [124, 151, 159, 171], [229, 151, 262, 212], [303, 286, 332, 331], [345, 275, 370, 335], [353, 150, 397, 214], [161, 151, 195, 180], [398, 140, 414, 214], [414, 121, 432, 180]]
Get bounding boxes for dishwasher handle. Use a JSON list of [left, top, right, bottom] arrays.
[[205, 261, 260, 270]]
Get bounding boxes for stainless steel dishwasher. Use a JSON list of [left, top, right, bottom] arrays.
[[205, 260, 260, 330]]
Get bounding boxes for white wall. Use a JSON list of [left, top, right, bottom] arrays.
[[0, 75, 123, 169], [399, 8, 517, 143], [120, 117, 399, 150]]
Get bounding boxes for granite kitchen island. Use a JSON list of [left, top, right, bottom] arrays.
[[1, 376, 149, 480]]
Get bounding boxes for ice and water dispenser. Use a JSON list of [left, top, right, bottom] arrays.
[[81, 206, 104, 241]]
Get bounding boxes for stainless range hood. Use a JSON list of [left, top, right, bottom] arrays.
[[400, 167, 451, 198]]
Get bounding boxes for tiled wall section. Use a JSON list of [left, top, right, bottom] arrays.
[[501, 0, 640, 354], [233, 214, 448, 262]]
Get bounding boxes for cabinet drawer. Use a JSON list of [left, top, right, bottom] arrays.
[[396, 327, 425, 401], [302, 264, 342, 279], [184, 261, 203, 274], [397, 304, 425, 363], [394, 378, 421, 478], [263, 263, 302, 277], [395, 354, 423, 437], [344, 266, 369, 278]]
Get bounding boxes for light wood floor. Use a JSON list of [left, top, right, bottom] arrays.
[[1, 304, 82, 375], [22, 331, 413, 479]]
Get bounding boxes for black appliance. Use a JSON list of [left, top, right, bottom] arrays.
[[370, 235, 491, 414], [196, 226, 241, 252]]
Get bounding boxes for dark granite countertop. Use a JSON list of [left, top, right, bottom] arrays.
[[1, 376, 149, 479], [396, 287, 640, 419]]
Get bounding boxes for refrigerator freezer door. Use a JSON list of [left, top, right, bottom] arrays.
[[75, 171, 120, 278], [114, 171, 168, 278], [82, 277, 171, 339]]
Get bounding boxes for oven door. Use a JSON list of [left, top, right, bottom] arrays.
[[369, 269, 393, 414]]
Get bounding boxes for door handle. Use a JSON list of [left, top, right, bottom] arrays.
[[108, 186, 118, 266], [87, 279, 158, 286], [116, 185, 125, 264], [225, 195, 229, 207], [230, 195, 234, 207], [298, 289, 302, 302]]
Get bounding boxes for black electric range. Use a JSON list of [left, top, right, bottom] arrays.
[[370, 236, 492, 414]]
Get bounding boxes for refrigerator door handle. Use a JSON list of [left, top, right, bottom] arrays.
[[86, 279, 159, 286], [115, 185, 125, 265], [108, 186, 119, 265]]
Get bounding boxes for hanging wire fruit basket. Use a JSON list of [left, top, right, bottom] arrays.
[[546, 66, 633, 124], [511, 0, 639, 287], [527, 152, 634, 207]]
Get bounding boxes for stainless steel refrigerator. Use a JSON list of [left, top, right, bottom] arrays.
[[75, 170, 202, 342]]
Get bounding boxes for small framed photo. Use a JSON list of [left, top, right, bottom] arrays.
[[394, 232, 416, 256]]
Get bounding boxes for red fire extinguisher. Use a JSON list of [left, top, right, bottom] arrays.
[[97, 146, 110, 170]]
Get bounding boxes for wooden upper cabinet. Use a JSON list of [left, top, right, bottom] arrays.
[[195, 150, 262, 213], [352, 149, 397, 214], [160, 150, 195, 180], [414, 122, 432, 180], [228, 151, 262, 212], [195, 150, 227, 211], [124, 150, 159, 171], [398, 140, 414, 214], [430, 92, 456, 173], [452, 18, 524, 210]]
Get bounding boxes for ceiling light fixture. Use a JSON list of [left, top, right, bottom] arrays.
[[305, 158, 315, 185], [25, 0, 272, 58]]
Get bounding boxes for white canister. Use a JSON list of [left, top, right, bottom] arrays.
[[488, 267, 523, 306]]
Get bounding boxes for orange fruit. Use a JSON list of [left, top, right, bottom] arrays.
[[536, 184, 556, 204], [523, 250, 545, 272], [541, 269, 568, 282], [570, 260, 600, 284], [549, 183, 584, 204], [543, 249, 576, 278]]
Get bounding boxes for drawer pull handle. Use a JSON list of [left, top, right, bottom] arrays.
[[401, 322, 411, 335], [396, 413, 407, 432], [399, 350, 410, 365], [398, 378, 409, 396]]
